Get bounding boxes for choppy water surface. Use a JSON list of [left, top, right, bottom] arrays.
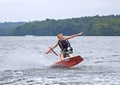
[[0, 36, 120, 85]]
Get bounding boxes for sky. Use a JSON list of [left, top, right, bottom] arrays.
[[0, 0, 120, 22]]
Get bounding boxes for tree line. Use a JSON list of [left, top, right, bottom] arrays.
[[0, 15, 120, 36], [0, 22, 26, 36]]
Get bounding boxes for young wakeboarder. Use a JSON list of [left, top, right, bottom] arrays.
[[46, 32, 83, 60]]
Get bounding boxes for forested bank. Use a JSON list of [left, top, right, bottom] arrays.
[[0, 15, 120, 36]]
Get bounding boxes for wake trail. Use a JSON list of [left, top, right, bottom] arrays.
[[0, 47, 55, 71]]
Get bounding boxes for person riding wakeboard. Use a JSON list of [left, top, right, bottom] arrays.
[[45, 32, 83, 60]]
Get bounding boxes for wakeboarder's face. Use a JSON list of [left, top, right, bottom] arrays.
[[58, 34, 63, 40]]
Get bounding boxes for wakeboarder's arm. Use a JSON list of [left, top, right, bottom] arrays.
[[45, 43, 58, 54], [66, 32, 83, 40]]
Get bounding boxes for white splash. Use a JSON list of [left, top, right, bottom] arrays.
[[0, 47, 53, 71]]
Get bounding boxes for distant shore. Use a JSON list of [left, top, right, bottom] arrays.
[[0, 15, 120, 36]]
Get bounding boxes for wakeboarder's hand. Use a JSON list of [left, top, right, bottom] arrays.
[[45, 51, 49, 54], [77, 32, 83, 36]]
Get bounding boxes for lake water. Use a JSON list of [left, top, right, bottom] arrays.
[[0, 36, 120, 85]]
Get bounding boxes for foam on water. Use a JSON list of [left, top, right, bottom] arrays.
[[0, 47, 54, 71]]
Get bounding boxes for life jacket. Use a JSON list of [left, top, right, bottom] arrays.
[[58, 39, 71, 51]]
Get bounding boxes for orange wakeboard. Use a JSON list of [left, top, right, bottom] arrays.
[[52, 55, 83, 68]]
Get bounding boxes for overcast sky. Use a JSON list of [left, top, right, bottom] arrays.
[[0, 0, 120, 22]]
